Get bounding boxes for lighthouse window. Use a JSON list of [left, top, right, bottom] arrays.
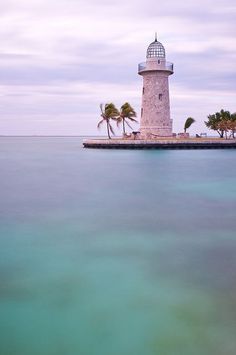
[[141, 108, 143, 117], [159, 94, 163, 101], [143, 87, 145, 94], [158, 60, 160, 64]]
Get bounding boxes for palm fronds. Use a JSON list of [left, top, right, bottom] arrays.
[[97, 103, 119, 139], [119, 102, 138, 134], [184, 117, 195, 133]]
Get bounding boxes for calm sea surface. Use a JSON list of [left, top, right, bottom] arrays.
[[1, 137, 236, 355]]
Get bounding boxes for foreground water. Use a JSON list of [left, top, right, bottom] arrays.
[[0, 137, 236, 355]]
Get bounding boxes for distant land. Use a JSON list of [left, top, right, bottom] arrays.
[[0, 133, 218, 137], [0, 135, 103, 137]]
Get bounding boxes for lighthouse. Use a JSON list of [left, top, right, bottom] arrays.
[[138, 35, 174, 138]]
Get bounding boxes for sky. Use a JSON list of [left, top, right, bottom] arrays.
[[0, 0, 235, 136]]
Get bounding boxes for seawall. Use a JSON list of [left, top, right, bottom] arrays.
[[83, 138, 236, 150]]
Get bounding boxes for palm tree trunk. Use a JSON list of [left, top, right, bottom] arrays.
[[122, 119, 126, 135], [219, 130, 224, 138], [106, 120, 111, 139]]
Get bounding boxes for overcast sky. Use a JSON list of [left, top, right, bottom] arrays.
[[0, 0, 235, 135]]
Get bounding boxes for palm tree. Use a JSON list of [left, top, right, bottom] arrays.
[[118, 102, 138, 135], [97, 103, 119, 139], [217, 109, 231, 139], [230, 113, 236, 138], [205, 110, 230, 138], [184, 117, 195, 133], [217, 120, 231, 139], [205, 109, 235, 138]]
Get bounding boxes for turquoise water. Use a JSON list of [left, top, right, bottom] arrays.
[[1, 137, 236, 355]]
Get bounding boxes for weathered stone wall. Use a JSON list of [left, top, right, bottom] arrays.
[[140, 70, 172, 137]]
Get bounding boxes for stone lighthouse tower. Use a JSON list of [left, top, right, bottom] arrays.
[[138, 35, 174, 138]]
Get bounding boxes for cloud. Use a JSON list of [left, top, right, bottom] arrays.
[[0, 0, 235, 135]]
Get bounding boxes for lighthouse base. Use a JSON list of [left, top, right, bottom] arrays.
[[140, 127, 172, 139]]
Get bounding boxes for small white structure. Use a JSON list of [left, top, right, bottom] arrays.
[[138, 35, 174, 138]]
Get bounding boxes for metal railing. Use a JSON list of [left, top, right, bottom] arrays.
[[138, 61, 174, 73]]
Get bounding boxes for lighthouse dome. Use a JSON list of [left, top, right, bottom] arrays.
[[147, 39, 165, 58]]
